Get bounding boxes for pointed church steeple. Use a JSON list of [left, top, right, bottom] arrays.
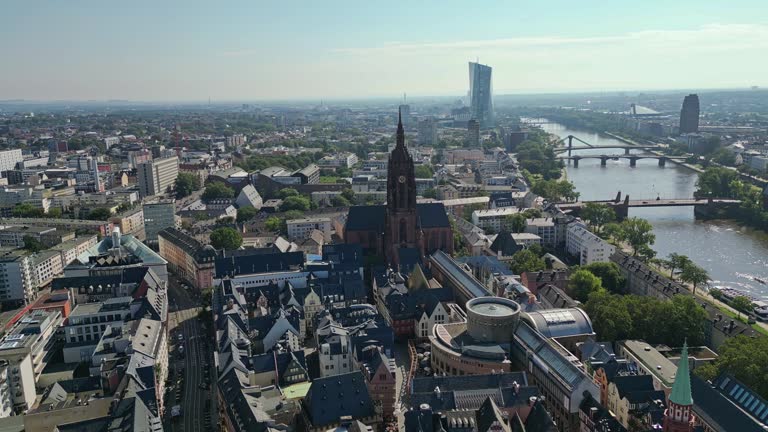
[[396, 108, 406, 148], [669, 341, 693, 406]]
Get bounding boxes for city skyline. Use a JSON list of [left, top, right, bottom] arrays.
[[1, 0, 767, 101]]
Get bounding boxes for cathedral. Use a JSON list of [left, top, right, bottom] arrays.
[[344, 111, 453, 266]]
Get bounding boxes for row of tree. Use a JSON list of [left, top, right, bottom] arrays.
[[696, 167, 768, 231]]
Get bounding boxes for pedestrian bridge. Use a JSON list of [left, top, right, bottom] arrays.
[[556, 193, 741, 220]]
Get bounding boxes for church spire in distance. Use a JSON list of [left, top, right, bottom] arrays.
[[396, 107, 405, 148]]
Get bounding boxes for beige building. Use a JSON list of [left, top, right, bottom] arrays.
[[137, 156, 179, 198]]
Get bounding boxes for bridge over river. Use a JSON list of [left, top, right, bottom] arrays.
[[556, 192, 741, 220], [557, 154, 687, 167], [552, 134, 665, 156]]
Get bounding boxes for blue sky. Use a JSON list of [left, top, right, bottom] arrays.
[[1, 0, 766, 101]]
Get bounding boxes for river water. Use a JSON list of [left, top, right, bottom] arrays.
[[536, 122, 768, 299]]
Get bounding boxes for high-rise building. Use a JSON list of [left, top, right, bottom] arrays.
[[417, 117, 438, 146], [679, 94, 700, 134], [467, 119, 480, 148], [398, 104, 411, 128], [143, 200, 178, 243], [469, 62, 494, 128], [137, 156, 179, 198], [0, 149, 23, 174]]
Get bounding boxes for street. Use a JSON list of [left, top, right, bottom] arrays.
[[166, 275, 217, 432]]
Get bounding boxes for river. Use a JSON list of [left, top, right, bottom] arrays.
[[537, 121, 768, 300]]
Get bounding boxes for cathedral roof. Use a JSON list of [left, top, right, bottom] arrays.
[[345, 203, 450, 232]]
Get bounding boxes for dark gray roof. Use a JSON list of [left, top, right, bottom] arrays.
[[215, 250, 304, 278], [411, 372, 528, 394], [522, 308, 594, 338], [712, 373, 768, 427], [345, 203, 450, 232], [430, 250, 490, 299], [691, 375, 766, 432], [303, 371, 375, 428]]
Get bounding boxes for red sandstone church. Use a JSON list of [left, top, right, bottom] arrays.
[[344, 112, 453, 266]]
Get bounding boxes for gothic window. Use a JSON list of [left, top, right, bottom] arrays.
[[400, 218, 407, 243]]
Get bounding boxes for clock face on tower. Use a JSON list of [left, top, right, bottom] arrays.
[[398, 175, 406, 183]]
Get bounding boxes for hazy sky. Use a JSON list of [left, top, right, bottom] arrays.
[[1, 0, 766, 101]]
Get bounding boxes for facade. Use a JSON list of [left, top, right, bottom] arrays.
[[472, 207, 520, 231], [679, 94, 700, 135], [235, 184, 263, 210], [158, 227, 217, 290], [467, 119, 481, 147], [0, 249, 35, 306], [32, 250, 64, 288], [287, 217, 332, 242], [344, 114, 453, 266], [109, 207, 145, 240], [0, 149, 23, 174], [417, 117, 438, 146], [469, 62, 494, 128], [566, 222, 615, 265], [362, 351, 396, 417], [142, 199, 178, 243], [137, 156, 179, 198], [49, 235, 98, 267]]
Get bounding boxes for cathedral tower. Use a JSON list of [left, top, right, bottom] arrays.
[[663, 342, 695, 432]]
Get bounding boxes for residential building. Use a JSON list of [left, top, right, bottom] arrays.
[[525, 218, 560, 249], [142, 199, 178, 243], [32, 250, 64, 288], [136, 156, 179, 198], [469, 62, 494, 128], [361, 350, 396, 417], [0, 309, 63, 416], [0, 225, 57, 248], [48, 235, 98, 267], [293, 164, 320, 184], [566, 222, 615, 265], [471, 207, 520, 232], [61, 297, 133, 363], [108, 207, 145, 240], [467, 119, 481, 147], [287, 217, 332, 242], [679, 94, 700, 134], [235, 184, 263, 210], [318, 152, 359, 169], [0, 249, 35, 306], [158, 227, 217, 290]]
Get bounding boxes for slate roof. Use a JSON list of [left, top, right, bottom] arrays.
[[303, 371, 376, 428], [711, 373, 768, 428], [578, 391, 628, 432], [215, 250, 304, 278], [489, 230, 522, 257], [218, 368, 270, 432], [475, 397, 510, 432], [691, 375, 766, 432], [411, 372, 528, 394]]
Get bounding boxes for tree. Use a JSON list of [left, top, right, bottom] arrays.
[[331, 195, 351, 207], [175, 172, 201, 198], [23, 235, 44, 253], [679, 261, 709, 296], [12, 203, 44, 218], [509, 249, 546, 274], [531, 179, 579, 202], [236, 206, 258, 223], [695, 167, 740, 198], [278, 188, 299, 199], [209, 227, 243, 250], [583, 290, 633, 341], [582, 262, 626, 293], [87, 208, 113, 221], [666, 253, 692, 280], [710, 148, 736, 166], [46, 208, 63, 218], [694, 336, 768, 399], [619, 217, 656, 257], [730, 296, 753, 318], [202, 182, 235, 201], [581, 202, 615, 235], [414, 165, 434, 179], [522, 208, 542, 219], [422, 188, 437, 199], [570, 270, 604, 302], [265, 216, 282, 232], [504, 213, 527, 233], [281, 195, 311, 212], [341, 188, 355, 202]]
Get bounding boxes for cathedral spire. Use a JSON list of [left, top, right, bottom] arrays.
[[396, 108, 405, 148]]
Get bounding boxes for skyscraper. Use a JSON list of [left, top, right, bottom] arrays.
[[679, 94, 700, 134], [467, 119, 480, 148], [417, 117, 438, 146], [468, 62, 494, 128]]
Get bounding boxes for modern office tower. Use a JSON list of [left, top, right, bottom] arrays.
[[0, 149, 23, 174], [398, 104, 411, 128], [468, 62, 494, 128], [417, 117, 438, 146], [137, 156, 179, 198], [679, 94, 700, 134], [467, 119, 480, 148], [143, 200, 178, 243]]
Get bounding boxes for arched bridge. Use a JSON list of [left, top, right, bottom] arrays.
[[552, 134, 665, 156], [557, 154, 687, 167], [556, 192, 741, 220]]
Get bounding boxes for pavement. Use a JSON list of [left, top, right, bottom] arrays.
[[166, 275, 217, 432]]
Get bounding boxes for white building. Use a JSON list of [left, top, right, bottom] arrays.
[[416, 301, 452, 339], [137, 156, 179, 198], [318, 152, 359, 169], [32, 250, 64, 288], [566, 222, 616, 265], [525, 218, 559, 248], [49, 235, 98, 267], [511, 233, 542, 248], [318, 335, 354, 378], [0, 309, 63, 416], [235, 184, 263, 210], [471, 207, 521, 232], [63, 297, 133, 363], [104, 136, 119, 149], [0, 150, 23, 174], [0, 249, 35, 306], [286, 217, 332, 242]]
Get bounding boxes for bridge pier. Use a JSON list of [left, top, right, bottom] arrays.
[[658, 157, 666, 167], [629, 157, 638, 167], [572, 157, 580, 168], [600, 157, 608, 167]]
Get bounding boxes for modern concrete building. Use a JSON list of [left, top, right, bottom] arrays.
[[0, 249, 35, 306], [136, 156, 179, 198], [566, 222, 616, 265], [286, 217, 332, 242], [467, 119, 481, 147], [417, 116, 438, 146], [142, 199, 178, 243], [0, 149, 23, 174], [469, 62, 494, 128], [234, 184, 263, 210]]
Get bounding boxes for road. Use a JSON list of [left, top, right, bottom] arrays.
[[166, 275, 216, 432]]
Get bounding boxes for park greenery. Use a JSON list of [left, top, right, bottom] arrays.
[[696, 167, 768, 231], [175, 172, 201, 198], [570, 269, 603, 302], [696, 335, 768, 399], [202, 182, 235, 201], [414, 165, 434, 179], [236, 206, 258, 223], [281, 195, 311, 212], [581, 262, 627, 293], [22, 235, 45, 253], [503, 213, 527, 233], [600, 217, 656, 260], [580, 202, 616, 235], [234, 152, 322, 172], [530, 177, 579, 202], [516, 131, 565, 180], [209, 227, 243, 250], [584, 291, 707, 346]]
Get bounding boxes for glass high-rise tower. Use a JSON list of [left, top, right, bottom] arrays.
[[468, 62, 494, 129]]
